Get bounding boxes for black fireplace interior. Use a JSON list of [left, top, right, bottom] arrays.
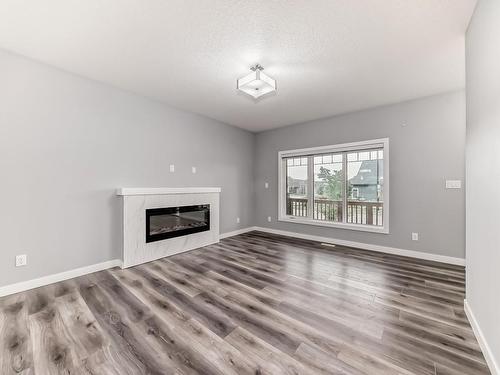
[[146, 204, 210, 243]]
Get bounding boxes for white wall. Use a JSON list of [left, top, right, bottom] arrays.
[[466, 0, 500, 372], [0, 49, 255, 287], [254, 91, 466, 260]]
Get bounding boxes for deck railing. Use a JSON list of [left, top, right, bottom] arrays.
[[286, 197, 383, 226]]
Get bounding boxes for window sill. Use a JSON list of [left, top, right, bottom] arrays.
[[278, 216, 389, 234]]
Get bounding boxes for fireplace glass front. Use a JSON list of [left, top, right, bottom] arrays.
[[145, 204, 210, 243]]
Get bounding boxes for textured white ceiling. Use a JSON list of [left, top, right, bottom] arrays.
[[0, 0, 476, 132]]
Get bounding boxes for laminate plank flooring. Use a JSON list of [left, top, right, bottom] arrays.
[[0, 231, 491, 374]]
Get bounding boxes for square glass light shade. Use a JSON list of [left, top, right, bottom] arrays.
[[237, 70, 276, 99]]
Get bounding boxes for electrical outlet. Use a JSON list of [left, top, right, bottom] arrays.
[[169, 164, 175, 173], [16, 254, 27, 267], [191, 166, 197, 174], [267, 216, 272, 222], [412, 232, 419, 241], [445, 180, 461, 189], [264, 182, 269, 189], [236, 217, 240, 224]]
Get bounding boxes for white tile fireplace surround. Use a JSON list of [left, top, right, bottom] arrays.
[[117, 187, 220, 268]]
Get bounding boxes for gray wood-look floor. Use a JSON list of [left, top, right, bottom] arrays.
[[0, 231, 490, 375]]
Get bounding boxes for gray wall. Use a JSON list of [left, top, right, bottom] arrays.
[[466, 0, 500, 370], [0, 47, 468, 290], [0, 49, 255, 287], [254, 91, 466, 259]]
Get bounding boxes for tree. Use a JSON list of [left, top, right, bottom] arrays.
[[316, 166, 347, 201]]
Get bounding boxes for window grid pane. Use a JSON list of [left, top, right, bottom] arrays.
[[285, 157, 308, 217], [346, 148, 384, 226], [313, 153, 343, 222]]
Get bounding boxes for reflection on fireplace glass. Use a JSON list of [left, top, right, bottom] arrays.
[[146, 204, 210, 243], [150, 210, 206, 235]]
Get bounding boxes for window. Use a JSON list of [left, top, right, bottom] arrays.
[[286, 157, 308, 217], [278, 138, 389, 233]]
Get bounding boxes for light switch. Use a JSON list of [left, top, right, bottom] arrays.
[[445, 180, 461, 189], [264, 182, 269, 189], [169, 164, 175, 173], [192, 166, 197, 174]]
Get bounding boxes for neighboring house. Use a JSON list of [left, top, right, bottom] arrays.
[[348, 159, 383, 201], [287, 176, 307, 196]]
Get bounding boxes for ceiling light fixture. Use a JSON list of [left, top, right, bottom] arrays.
[[237, 64, 276, 99]]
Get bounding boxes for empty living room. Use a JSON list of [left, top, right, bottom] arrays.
[[1, 1, 499, 374]]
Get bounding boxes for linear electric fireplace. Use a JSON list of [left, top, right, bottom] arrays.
[[145, 204, 210, 243]]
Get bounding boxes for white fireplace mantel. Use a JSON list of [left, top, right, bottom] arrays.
[[117, 187, 220, 268], [117, 187, 221, 196]]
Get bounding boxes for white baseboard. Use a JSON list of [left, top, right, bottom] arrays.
[[220, 227, 255, 239], [0, 259, 122, 298], [464, 300, 499, 375], [252, 226, 465, 266]]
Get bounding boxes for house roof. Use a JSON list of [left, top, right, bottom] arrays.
[[349, 160, 383, 186]]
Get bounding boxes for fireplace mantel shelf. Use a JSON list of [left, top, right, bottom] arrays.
[[117, 187, 221, 196]]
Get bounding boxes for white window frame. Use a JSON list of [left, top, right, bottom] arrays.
[[351, 188, 359, 200], [278, 138, 389, 234]]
